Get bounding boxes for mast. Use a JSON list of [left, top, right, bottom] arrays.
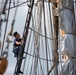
[[52, 0, 59, 75], [47, 0, 59, 75]]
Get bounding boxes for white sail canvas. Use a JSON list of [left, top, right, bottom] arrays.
[[60, 9, 74, 34], [60, 0, 76, 75]]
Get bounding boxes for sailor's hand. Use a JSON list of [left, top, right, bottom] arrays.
[[21, 39, 25, 44]]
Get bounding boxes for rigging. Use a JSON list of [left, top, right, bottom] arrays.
[[0, 0, 11, 74], [14, 0, 35, 75], [1, 0, 11, 56]]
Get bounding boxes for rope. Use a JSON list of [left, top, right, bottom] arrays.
[[0, 0, 4, 50], [0, 0, 73, 15], [0, 1, 58, 14], [2, 0, 8, 14], [28, 28, 72, 43], [1, 0, 11, 56], [47, 63, 56, 75], [0, 0, 59, 4], [62, 6, 73, 11], [14, 0, 35, 75], [29, 27, 55, 40], [21, 23, 33, 74], [25, 52, 52, 62], [24, 51, 63, 63], [27, 7, 44, 74], [0, 1, 29, 13], [13, 0, 15, 6]]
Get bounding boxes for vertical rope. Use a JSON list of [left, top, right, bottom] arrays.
[[1, 0, 11, 56], [13, 0, 16, 7], [4, 0, 19, 57], [14, 0, 35, 75], [2, 0, 8, 14], [0, 0, 4, 50], [22, 26, 33, 74], [8, 0, 19, 36]]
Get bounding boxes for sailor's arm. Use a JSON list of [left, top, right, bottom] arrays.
[[15, 41, 22, 45]]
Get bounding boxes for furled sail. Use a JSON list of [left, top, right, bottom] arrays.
[[60, 0, 76, 75]]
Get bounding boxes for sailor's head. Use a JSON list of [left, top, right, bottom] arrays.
[[13, 31, 20, 38]]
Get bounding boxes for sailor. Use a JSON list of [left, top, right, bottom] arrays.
[[13, 31, 22, 57]]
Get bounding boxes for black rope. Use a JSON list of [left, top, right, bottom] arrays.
[[13, 0, 15, 6], [25, 52, 52, 61], [0, 0, 73, 14], [14, 0, 35, 75], [0, 0, 59, 14], [2, 0, 8, 14], [0, 0, 4, 50], [24, 51, 63, 63], [0, 1, 29, 13], [21, 23, 33, 74], [10, 0, 19, 34], [29, 27, 55, 40], [0, 0, 59, 3]]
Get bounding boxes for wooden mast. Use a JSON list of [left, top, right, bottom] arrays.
[[52, 0, 59, 75], [47, 0, 59, 75]]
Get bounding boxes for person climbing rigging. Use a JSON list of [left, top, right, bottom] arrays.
[[13, 31, 25, 74], [13, 31, 22, 57]]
